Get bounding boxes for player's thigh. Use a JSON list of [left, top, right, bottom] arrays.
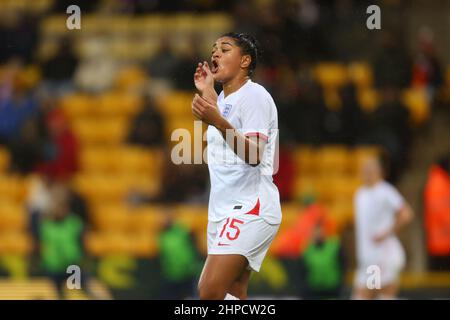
[[379, 282, 399, 299], [352, 286, 377, 300], [198, 254, 248, 294]]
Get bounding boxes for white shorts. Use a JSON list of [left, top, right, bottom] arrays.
[[207, 214, 280, 272], [354, 241, 406, 289]]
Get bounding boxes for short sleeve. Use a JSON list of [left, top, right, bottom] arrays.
[[385, 185, 405, 213], [239, 92, 273, 142]]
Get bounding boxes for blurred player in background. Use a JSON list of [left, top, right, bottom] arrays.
[[191, 33, 281, 300], [352, 156, 414, 300]]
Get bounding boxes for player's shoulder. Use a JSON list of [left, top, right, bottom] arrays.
[[244, 80, 272, 99], [240, 80, 276, 111], [355, 186, 365, 198], [378, 181, 397, 192]]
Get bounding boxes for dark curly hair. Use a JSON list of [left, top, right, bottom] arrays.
[[221, 32, 261, 76]]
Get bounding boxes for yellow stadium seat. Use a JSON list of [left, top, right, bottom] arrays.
[[316, 145, 351, 175], [40, 16, 67, 37], [402, 88, 431, 126], [357, 88, 379, 112], [80, 16, 111, 34], [73, 174, 129, 202], [85, 232, 117, 256], [128, 205, 166, 232], [0, 232, 33, 255], [0, 202, 27, 231], [90, 205, 129, 232], [80, 146, 164, 177], [293, 175, 321, 201], [114, 66, 149, 91], [129, 232, 158, 258], [327, 199, 354, 230], [323, 87, 342, 110], [114, 147, 164, 176], [169, 14, 197, 33], [175, 205, 208, 233], [0, 148, 10, 172], [16, 65, 41, 90], [60, 94, 95, 120], [125, 174, 161, 198], [79, 147, 115, 173], [73, 173, 161, 203], [322, 177, 360, 204], [157, 91, 195, 118], [72, 117, 129, 145], [348, 62, 373, 88], [0, 175, 27, 202], [279, 203, 303, 232], [97, 92, 143, 118], [85, 231, 158, 257], [194, 229, 208, 255], [314, 63, 348, 88], [292, 146, 318, 175], [202, 14, 234, 33]]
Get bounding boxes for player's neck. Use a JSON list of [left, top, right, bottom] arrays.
[[223, 76, 250, 98], [366, 178, 383, 187]]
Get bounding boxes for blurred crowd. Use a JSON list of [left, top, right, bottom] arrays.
[[0, 0, 449, 298]]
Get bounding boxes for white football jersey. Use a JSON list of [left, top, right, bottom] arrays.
[[206, 80, 282, 225], [354, 181, 405, 266]]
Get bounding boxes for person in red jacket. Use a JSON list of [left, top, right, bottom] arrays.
[[424, 155, 450, 270], [36, 108, 79, 180]]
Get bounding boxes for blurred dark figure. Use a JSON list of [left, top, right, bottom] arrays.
[[319, 86, 358, 145], [38, 183, 85, 299], [355, 87, 410, 182], [411, 26, 443, 95], [158, 211, 201, 299], [171, 37, 202, 91], [424, 155, 450, 270], [373, 32, 412, 89], [42, 38, 79, 82], [281, 76, 324, 144], [147, 38, 178, 79], [0, 11, 38, 64], [8, 116, 45, 174], [36, 108, 79, 180], [40, 38, 79, 96], [299, 220, 345, 299], [0, 61, 39, 144], [159, 164, 208, 203], [127, 96, 164, 147]]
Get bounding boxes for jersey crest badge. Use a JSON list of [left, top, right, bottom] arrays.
[[222, 104, 232, 118]]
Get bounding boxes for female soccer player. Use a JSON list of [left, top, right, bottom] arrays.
[[192, 33, 282, 300], [352, 156, 414, 299]]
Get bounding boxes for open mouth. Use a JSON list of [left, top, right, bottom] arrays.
[[211, 60, 219, 74]]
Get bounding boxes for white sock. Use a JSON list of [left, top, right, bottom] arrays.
[[224, 293, 239, 300]]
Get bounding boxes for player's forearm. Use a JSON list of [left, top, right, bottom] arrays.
[[201, 87, 218, 103], [391, 204, 414, 235], [215, 117, 262, 166]]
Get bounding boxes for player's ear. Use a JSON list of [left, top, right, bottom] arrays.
[[240, 55, 251, 70]]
